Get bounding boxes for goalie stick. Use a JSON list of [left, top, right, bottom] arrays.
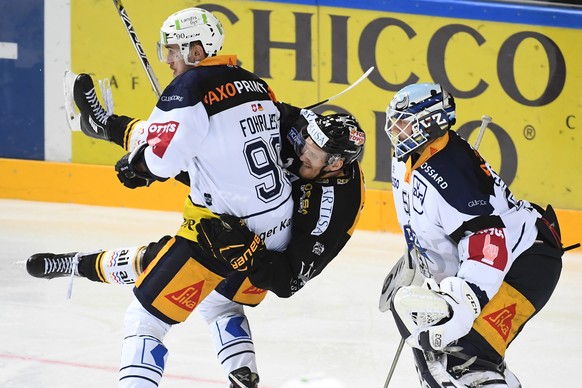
[[382, 114, 492, 388], [304, 66, 374, 109], [112, 0, 162, 98]]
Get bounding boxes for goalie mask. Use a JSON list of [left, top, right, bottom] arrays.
[[385, 83, 456, 160], [157, 8, 225, 66], [289, 112, 365, 166]]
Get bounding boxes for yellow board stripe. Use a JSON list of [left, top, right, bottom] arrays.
[[1, 158, 581, 244]]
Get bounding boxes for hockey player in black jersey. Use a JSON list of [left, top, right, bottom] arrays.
[[26, 106, 365, 387], [195, 107, 365, 298]]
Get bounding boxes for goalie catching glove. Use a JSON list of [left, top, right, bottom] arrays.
[[390, 277, 482, 352], [196, 215, 266, 271]]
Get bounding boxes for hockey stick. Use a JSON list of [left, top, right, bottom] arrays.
[[303, 66, 374, 109], [474, 115, 492, 150], [383, 338, 405, 388], [112, 0, 162, 98]]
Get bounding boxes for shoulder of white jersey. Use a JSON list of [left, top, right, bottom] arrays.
[[416, 134, 495, 216]]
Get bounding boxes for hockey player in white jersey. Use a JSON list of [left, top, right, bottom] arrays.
[[32, 7, 294, 387], [379, 83, 570, 387]]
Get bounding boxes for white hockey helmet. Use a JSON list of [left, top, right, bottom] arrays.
[[385, 83, 456, 159], [157, 8, 225, 65]]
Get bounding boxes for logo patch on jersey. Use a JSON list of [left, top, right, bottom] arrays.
[[411, 176, 427, 215], [251, 103, 264, 112], [147, 121, 179, 158], [298, 183, 312, 215], [165, 280, 204, 312], [467, 228, 508, 271], [203, 80, 269, 106], [312, 186, 334, 236], [242, 285, 267, 295], [312, 241, 325, 255], [482, 303, 516, 342]]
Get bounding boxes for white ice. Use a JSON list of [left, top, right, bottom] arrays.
[[1, 199, 580, 387]]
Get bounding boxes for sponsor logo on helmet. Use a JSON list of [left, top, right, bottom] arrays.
[[349, 127, 365, 146]]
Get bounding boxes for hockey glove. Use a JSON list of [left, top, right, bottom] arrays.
[[196, 215, 266, 272], [115, 145, 155, 189], [391, 277, 481, 352]]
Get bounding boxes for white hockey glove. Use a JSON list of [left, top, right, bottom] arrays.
[[391, 277, 481, 352], [379, 249, 425, 312]]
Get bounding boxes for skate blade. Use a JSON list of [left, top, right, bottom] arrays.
[[63, 69, 80, 132]]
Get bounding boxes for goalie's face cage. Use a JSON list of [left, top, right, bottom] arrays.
[[385, 109, 430, 160], [385, 83, 456, 159]]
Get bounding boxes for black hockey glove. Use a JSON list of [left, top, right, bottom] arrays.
[[196, 214, 266, 272], [114, 153, 152, 189]]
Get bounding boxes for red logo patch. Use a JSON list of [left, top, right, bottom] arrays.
[[147, 121, 179, 158], [165, 280, 204, 312], [482, 303, 516, 341], [243, 286, 267, 295], [467, 228, 508, 271]]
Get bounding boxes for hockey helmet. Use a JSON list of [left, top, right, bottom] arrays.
[[157, 8, 225, 65], [385, 83, 456, 159], [294, 112, 365, 165]]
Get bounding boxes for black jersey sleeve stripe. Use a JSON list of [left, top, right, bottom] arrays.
[[449, 215, 506, 244]]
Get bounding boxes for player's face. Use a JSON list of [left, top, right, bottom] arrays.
[[162, 44, 189, 77], [298, 137, 329, 179], [390, 118, 414, 140]]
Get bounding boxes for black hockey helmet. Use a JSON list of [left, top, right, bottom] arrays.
[[304, 113, 365, 165]]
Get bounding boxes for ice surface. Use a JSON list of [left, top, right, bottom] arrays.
[[1, 199, 580, 387]]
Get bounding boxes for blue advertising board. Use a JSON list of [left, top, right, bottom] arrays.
[[0, 1, 44, 160]]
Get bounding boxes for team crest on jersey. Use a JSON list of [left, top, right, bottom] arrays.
[[164, 280, 204, 312], [411, 176, 427, 215], [147, 121, 179, 158]]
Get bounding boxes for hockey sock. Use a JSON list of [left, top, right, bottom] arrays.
[[78, 246, 145, 284]]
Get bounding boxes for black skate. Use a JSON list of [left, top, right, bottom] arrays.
[[229, 367, 259, 388], [26, 253, 79, 279], [73, 73, 112, 141]]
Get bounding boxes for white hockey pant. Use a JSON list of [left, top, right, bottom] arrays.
[[197, 290, 257, 378], [119, 299, 171, 387]]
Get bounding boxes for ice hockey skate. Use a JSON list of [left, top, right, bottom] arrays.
[[26, 252, 79, 279], [229, 367, 259, 388], [73, 73, 113, 141]]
